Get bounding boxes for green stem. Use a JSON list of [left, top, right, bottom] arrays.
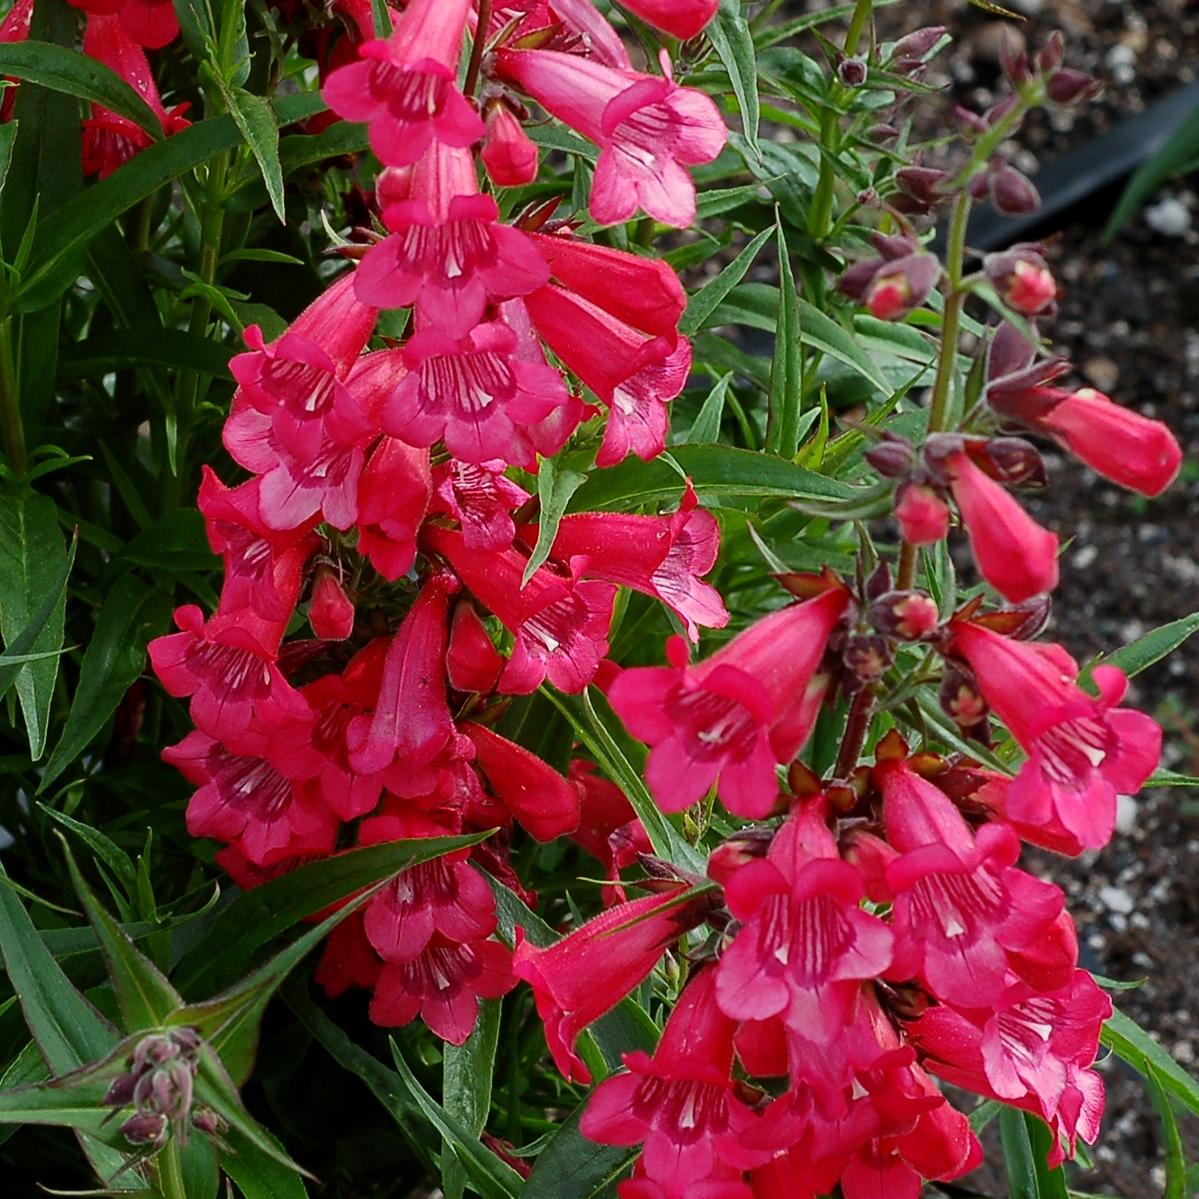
[[0, 318, 25, 476], [843, 0, 874, 57]]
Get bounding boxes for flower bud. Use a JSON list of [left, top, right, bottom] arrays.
[[978, 437, 1047, 487], [999, 27, 1030, 88], [869, 591, 941, 641], [939, 664, 988, 730], [865, 435, 916, 479], [989, 163, 1042, 216], [985, 247, 1057, 315], [482, 103, 539, 187], [104, 1073, 138, 1107], [845, 634, 893, 683], [707, 827, 773, 886], [895, 482, 950, 544], [894, 165, 948, 215], [1037, 30, 1065, 75], [866, 254, 940, 320], [891, 25, 947, 62], [1046, 67, 1101, 105], [309, 569, 355, 641], [191, 1107, 227, 1137], [838, 57, 868, 87], [121, 1112, 169, 1147]]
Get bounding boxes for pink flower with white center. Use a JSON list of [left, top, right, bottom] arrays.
[[198, 468, 318, 624], [524, 277, 690, 466], [494, 48, 727, 228], [321, 0, 483, 168], [519, 481, 727, 639], [581, 969, 777, 1194], [433, 458, 531, 551], [424, 525, 616, 694], [943, 449, 1059, 603], [355, 144, 549, 337], [384, 320, 570, 468], [714, 812, 893, 1041], [608, 585, 849, 819], [949, 620, 1161, 852], [346, 573, 456, 777], [875, 758, 1069, 1004], [369, 936, 516, 1044], [463, 722, 581, 841], [149, 605, 310, 742], [907, 970, 1111, 1166], [229, 273, 379, 463], [355, 436, 432, 581], [516, 885, 717, 1083], [362, 852, 497, 963], [163, 728, 337, 868], [490, 0, 631, 68]]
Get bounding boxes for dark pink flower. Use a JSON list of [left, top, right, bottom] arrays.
[[521, 481, 727, 639], [714, 811, 893, 1040], [355, 144, 549, 336], [308, 570, 355, 641], [608, 586, 849, 818], [355, 437, 433, 581], [494, 48, 726, 228], [489, 0, 631, 69], [321, 0, 483, 167], [582, 969, 776, 1193], [447, 602, 506, 693], [515, 885, 715, 1082], [70, 0, 177, 51], [433, 458, 531, 551], [616, 0, 718, 39], [944, 450, 1058, 602], [369, 937, 516, 1044], [149, 605, 310, 741], [424, 526, 616, 694], [893, 482, 949, 546], [949, 621, 1161, 852], [875, 758, 1069, 1004], [384, 320, 569, 468], [984, 246, 1057, 315]]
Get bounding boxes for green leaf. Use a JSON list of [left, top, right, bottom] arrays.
[[16, 92, 324, 311], [58, 329, 234, 382], [40, 576, 171, 790], [36, 806, 138, 895], [220, 1125, 311, 1199], [523, 1099, 637, 1199], [799, 299, 891, 392], [1145, 1063, 1187, 1199], [765, 219, 803, 457], [62, 840, 182, 1033], [571, 443, 852, 511], [686, 371, 733, 444], [1106, 101, 1199, 240], [0, 42, 163, 136], [0, 488, 72, 759], [390, 1040, 523, 1199], [1144, 769, 1199, 789], [998, 1108, 1068, 1199], [442, 1000, 501, 1199], [1099, 612, 1199, 678], [1102, 1006, 1199, 1118], [523, 456, 587, 586], [708, 0, 761, 158], [175, 833, 489, 995], [219, 83, 286, 222], [679, 225, 775, 336]]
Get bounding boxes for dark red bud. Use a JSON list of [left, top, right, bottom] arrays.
[[121, 1112, 169, 1146], [979, 436, 1048, 486], [891, 25, 947, 61], [1046, 68, 1101, 105], [1037, 30, 1065, 75], [990, 164, 1042, 216], [845, 635, 893, 682], [865, 436, 916, 479], [869, 591, 941, 641], [104, 1074, 138, 1108], [939, 665, 988, 730], [191, 1108, 227, 1137], [838, 57, 868, 87], [999, 28, 1031, 87]]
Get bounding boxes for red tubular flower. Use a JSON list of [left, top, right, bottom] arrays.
[[424, 525, 616, 694], [354, 144, 550, 336], [462, 722, 581, 840], [432, 459, 530, 551], [581, 968, 776, 1195], [944, 450, 1058, 602], [949, 620, 1161, 852], [490, 0, 631, 69], [875, 759, 1070, 1004], [482, 102, 539, 187], [608, 585, 849, 819], [0, 0, 33, 122], [321, 0, 483, 167], [355, 437, 433, 580], [523, 282, 691, 466], [714, 811, 893, 1041], [494, 48, 726, 228], [616, 0, 718, 39], [519, 481, 728, 640], [70, 0, 178, 50], [346, 573, 456, 777], [81, 15, 189, 177], [907, 970, 1111, 1165], [447, 602, 506, 693], [515, 885, 715, 1082]]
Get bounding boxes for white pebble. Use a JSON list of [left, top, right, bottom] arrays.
[[1115, 794, 1138, 835], [1098, 885, 1135, 914], [1145, 197, 1192, 238]]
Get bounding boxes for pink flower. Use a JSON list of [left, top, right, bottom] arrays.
[[70, 0, 177, 50], [515, 885, 715, 1082], [346, 573, 456, 776], [490, 0, 631, 69], [494, 48, 726, 227], [944, 450, 1058, 602], [949, 620, 1161, 852], [447, 602, 506, 693], [875, 758, 1069, 1004], [894, 482, 950, 546], [714, 812, 893, 1041], [370, 937, 516, 1044], [383, 320, 569, 467], [149, 605, 310, 741], [355, 144, 549, 336], [581, 968, 776, 1193], [907, 971, 1111, 1165], [616, 0, 718, 39], [424, 525, 616, 694], [433, 458, 531, 551], [608, 586, 849, 818], [355, 437, 433, 580], [482, 102, 539, 187], [521, 482, 727, 639], [321, 0, 483, 167]]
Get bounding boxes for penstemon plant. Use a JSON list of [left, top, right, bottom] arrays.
[[0, 0, 1195, 1196]]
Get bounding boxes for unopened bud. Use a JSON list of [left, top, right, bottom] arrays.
[[891, 25, 947, 62], [999, 27, 1030, 88], [869, 591, 941, 641], [895, 165, 947, 207], [838, 57, 868, 87], [708, 828, 774, 886], [1037, 30, 1065, 75], [845, 635, 893, 682], [121, 1112, 168, 1147], [940, 665, 988, 730], [980, 437, 1047, 486], [895, 482, 951, 545], [1046, 67, 1101, 105], [309, 569, 355, 640], [985, 248, 1057, 315], [865, 435, 916, 479], [191, 1107, 227, 1137], [104, 1073, 138, 1108], [989, 163, 1042, 216]]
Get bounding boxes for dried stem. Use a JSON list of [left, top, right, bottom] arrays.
[[465, 0, 493, 99]]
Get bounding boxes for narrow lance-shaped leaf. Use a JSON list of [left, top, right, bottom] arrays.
[[522, 456, 587, 586], [708, 0, 761, 159]]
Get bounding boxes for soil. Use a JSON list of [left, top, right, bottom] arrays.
[[857, 0, 1199, 1192]]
